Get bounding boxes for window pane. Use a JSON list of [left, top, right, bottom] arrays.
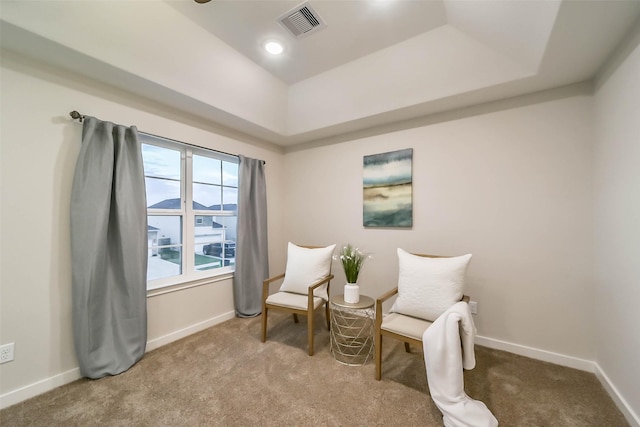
[[193, 155, 221, 185], [147, 215, 182, 281], [142, 144, 181, 179], [146, 178, 181, 208], [222, 161, 238, 187], [194, 215, 236, 271], [222, 186, 238, 208], [142, 144, 181, 208], [193, 182, 221, 210], [143, 137, 239, 289]]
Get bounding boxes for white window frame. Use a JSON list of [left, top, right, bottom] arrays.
[[141, 134, 238, 291]]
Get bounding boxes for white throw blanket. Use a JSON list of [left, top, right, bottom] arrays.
[[422, 302, 498, 427]]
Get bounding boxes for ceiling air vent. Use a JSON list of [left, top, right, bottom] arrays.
[[278, 2, 327, 39]]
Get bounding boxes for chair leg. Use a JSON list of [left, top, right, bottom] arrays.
[[308, 312, 315, 356], [375, 334, 382, 380], [404, 342, 411, 353], [261, 308, 268, 343], [325, 303, 331, 330], [292, 313, 299, 323]]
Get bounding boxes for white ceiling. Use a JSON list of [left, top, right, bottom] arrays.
[[167, 0, 451, 84], [2, 0, 640, 149], [166, 0, 640, 85]]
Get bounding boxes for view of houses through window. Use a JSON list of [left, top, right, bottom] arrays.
[[141, 135, 238, 290]]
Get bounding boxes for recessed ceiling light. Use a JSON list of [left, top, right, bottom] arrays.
[[264, 41, 284, 55]]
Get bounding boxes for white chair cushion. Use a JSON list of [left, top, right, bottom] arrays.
[[381, 312, 433, 341], [279, 243, 336, 300], [390, 249, 472, 322], [266, 291, 325, 311]]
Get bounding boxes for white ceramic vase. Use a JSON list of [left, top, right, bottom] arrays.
[[344, 283, 360, 304]]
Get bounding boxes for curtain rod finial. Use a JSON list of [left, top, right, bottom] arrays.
[[70, 110, 84, 122]]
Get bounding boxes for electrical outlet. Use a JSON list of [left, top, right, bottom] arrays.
[[0, 343, 15, 364], [469, 301, 478, 315]]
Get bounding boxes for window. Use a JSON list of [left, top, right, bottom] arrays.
[[141, 135, 238, 290]]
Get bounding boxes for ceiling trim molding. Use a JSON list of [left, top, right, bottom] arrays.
[[284, 80, 594, 154]]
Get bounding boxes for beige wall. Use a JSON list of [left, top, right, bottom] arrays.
[[0, 51, 286, 403], [593, 28, 640, 419], [284, 95, 596, 360], [0, 1, 289, 135], [2, 32, 639, 422]]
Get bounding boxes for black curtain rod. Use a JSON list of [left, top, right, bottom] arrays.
[[69, 110, 265, 164]]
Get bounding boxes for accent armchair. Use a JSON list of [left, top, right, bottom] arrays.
[[261, 243, 336, 356], [375, 249, 472, 380]]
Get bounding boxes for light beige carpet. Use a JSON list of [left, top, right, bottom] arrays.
[[1, 311, 629, 426]]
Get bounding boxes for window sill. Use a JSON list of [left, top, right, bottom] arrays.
[[147, 272, 234, 298]]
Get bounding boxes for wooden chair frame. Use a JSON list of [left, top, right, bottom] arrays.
[[374, 253, 469, 380], [261, 245, 334, 356]]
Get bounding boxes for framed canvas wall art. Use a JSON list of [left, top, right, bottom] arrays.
[[363, 148, 413, 228]]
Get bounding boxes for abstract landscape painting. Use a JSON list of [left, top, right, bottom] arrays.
[[363, 148, 413, 227]]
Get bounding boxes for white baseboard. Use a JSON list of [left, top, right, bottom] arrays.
[[146, 310, 235, 352], [0, 366, 82, 410], [594, 363, 640, 427], [0, 310, 236, 410], [476, 335, 639, 426], [475, 335, 595, 372]]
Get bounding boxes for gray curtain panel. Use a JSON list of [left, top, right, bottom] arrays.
[[234, 155, 269, 317], [70, 116, 148, 379]]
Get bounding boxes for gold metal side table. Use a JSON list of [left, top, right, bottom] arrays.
[[329, 295, 375, 366]]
